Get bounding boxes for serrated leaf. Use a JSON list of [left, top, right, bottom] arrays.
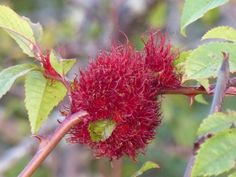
[[25, 71, 67, 133], [202, 26, 236, 42], [88, 119, 116, 142], [131, 161, 159, 177], [50, 51, 76, 76], [197, 112, 236, 137], [0, 5, 36, 57], [192, 129, 236, 177], [184, 42, 236, 88], [229, 172, 236, 177], [0, 64, 36, 99], [180, 0, 228, 36]]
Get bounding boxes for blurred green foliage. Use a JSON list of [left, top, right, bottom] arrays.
[[5, 156, 50, 177], [147, 2, 167, 28]]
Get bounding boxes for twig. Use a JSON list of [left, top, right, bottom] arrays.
[[160, 77, 235, 96], [18, 111, 88, 177], [209, 52, 230, 113], [183, 53, 230, 177]]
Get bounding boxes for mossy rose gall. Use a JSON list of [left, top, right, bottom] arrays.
[[67, 32, 180, 160]]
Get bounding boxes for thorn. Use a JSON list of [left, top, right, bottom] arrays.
[[230, 123, 236, 129], [118, 30, 129, 44], [110, 160, 114, 168], [206, 133, 213, 138], [32, 135, 44, 143], [60, 110, 68, 117], [57, 119, 62, 124], [222, 52, 229, 61], [189, 95, 195, 106]]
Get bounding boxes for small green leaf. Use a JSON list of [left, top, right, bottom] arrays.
[[0, 64, 36, 99], [197, 79, 209, 90], [192, 129, 236, 177], [194, 94, 208, 105], [180, 0, 228, 36], [25, 71, 67, 133], [23, 16, 43, 42], [0, 5, 36, 57], [197, 112, 236, 137], [202, 26, 236, 42], [184, 42, 236, 88], [88, 119, 116, 142], [50, 51, 76, 76], [131, 161, 159, 177], [229, 172, 236, 177]]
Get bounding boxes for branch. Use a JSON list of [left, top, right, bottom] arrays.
[[160, 79, 235, 96], [183, 53, 230, 177], [209, 52, 230, 113], [18, 111, 88, 177]]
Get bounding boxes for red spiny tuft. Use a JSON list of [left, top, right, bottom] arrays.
[[68, 44, 160, 160], [144, 31, 181, 89], [41, 51, 60, 78]]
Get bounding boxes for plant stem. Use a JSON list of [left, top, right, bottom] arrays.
[[160, 78, 235, 96], [209, 52, 230, 113], [18, 111, 88, 177], [183, 53, 230, 177]]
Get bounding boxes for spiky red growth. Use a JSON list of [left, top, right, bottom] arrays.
[[68, 32, 180, 160], [144, 32, 181, 89]]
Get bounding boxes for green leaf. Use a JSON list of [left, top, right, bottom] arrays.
[[23, 16, 43, 42], [197, 112, 236, 137], [184, 42, 236, 88], [25, 71, 67, 133], [192, 129, 236, 177], [174, 50, 191, 66], [0, 64, 36, 99], [229, 172, 236, 177], [50, 51, 76, 76], [131, 161, 159, 177], [88, 119, 116, 142], [0, 5, 36, 57], [201, 8, 220, 26], [173, 50, 192, 74], [194, 94, 208, 105], [180, 0, 229, 36], [202, 26, 236, 42]]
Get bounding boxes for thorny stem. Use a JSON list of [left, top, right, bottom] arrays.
[[160, 77, 236, 96], [183, 53, 230, 177], [18, 111, 88, 177]]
